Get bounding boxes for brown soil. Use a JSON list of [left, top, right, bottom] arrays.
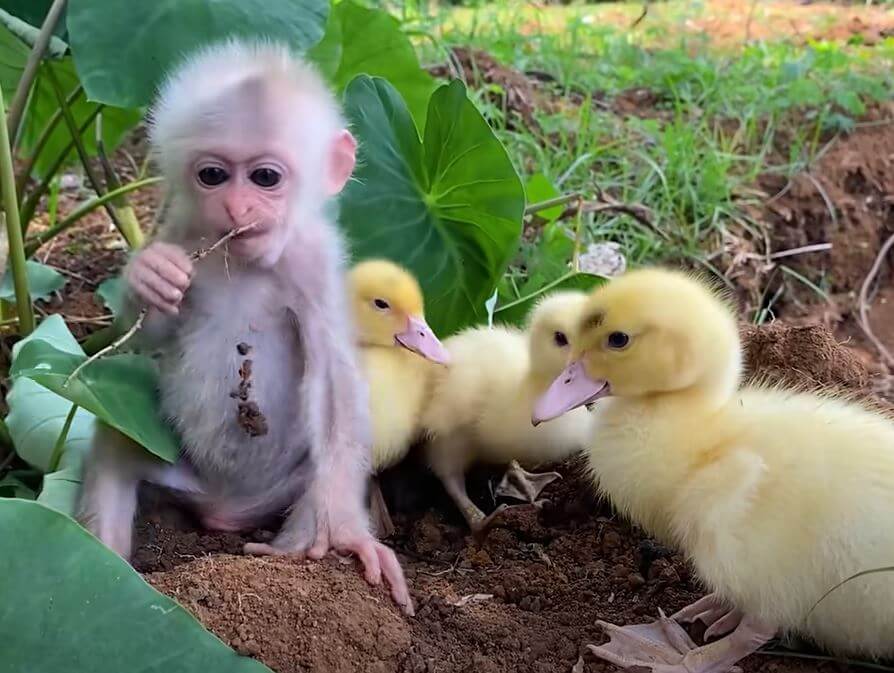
[[131, 321, 872, 673]]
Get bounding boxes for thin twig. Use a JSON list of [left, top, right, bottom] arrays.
[[630, 3, 648, 29], [857, 232, 894, 367], [63, 224, 256, 387]]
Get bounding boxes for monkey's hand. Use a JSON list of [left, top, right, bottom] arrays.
[[245, 503, 414, 616], [126, 242, 194, 315]]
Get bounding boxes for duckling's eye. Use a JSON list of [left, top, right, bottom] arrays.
[[373, 298, 390, 311], [553, 331, 568, 347], [607, 331, 630, 350]]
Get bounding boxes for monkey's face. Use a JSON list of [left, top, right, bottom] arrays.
[[188, 149, 293, 266]]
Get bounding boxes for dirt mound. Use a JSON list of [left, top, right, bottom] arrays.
[[146, 555, 411, 673], [755, 104, 894, 299], [741, 322, 869, 390]]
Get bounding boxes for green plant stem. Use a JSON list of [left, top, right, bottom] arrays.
[[96, 113, 143, 249], [524, 192, 580, 216], [16, 85, 85, 201], [25, 176, 162, 256], [6, 0, 68, 143], [0, 82, 34, 335], [19, 105, 104, 233], [44, 65, 129, 241], [47, 403, 78, 473]]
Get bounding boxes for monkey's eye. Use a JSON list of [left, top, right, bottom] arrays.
[[553, 331, 569, 347], [373, 299, 390, 311], [250, 167, 282, 188], [197, 166, 229, 187], [607, 331, 630, 350]]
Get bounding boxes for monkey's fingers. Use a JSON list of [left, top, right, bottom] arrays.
[[148, 242, 195, 279], [130, 266, 183, 315], [376, 543, 414, 617]]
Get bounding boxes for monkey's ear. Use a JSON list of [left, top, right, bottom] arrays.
[[327, 129, 357, 195]]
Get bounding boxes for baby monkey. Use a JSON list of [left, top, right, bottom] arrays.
[[77, 39, 412, 614]]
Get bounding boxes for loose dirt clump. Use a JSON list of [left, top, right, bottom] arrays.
[[146, 555, 411, 673], [741, 322, 869, 390]]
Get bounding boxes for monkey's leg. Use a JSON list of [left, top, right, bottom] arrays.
[[495, 459, 561, 505], [78, 424, 199, 559], [369, 477, 395, 539]]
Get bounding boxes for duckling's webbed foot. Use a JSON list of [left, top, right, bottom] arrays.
[[673, 592, 743, 640], [439, 471, 509, 538], [495, 459, 561, 505], [588, 609, 776, 673]]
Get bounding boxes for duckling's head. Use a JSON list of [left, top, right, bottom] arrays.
[[533, 267, 741, 424], [526, 290, 589, 383], [349, 259, 450, 365]]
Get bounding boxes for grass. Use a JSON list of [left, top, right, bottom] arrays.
[[400, 0, 894, 302]]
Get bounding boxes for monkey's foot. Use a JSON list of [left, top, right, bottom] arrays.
[[244, 535, 414, 617], [495, 460, 561, 504], [369, 479, 396, 539], [673, 593, 744, 640], [588, 609, 776, 673]]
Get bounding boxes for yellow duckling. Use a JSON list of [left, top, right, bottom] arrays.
[[533, 267, 894, 672], [349, 259, 450, 537], [421, 290, 592, 534]]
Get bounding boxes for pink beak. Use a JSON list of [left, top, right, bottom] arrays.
[[395, 315, 450, 365], [532, 359, 610, 426]]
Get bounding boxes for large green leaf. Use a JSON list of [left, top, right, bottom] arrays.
[[67, 0, 329, 108], [10, 315, 178, 463], [0, 259, 65, 302], [0, 499, 273, 673], [341, 76, 524, 336], [308, 0, 435, 129], [21, 58, 142, 179]]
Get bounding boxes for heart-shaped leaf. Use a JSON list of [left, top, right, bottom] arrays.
[[0, 259, 64, 302], [308, 0, 435, 129], [0, 499, 274, 673], [10, 315, 178, 462], [494, 271, 606, 326], [341, 76, 524, 336], [67, 0, 329, 108]]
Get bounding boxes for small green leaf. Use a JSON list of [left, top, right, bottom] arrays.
[[308, 0, 435, 129], [494, 271, 606, 326], [341, 76, 524, 336], [96, 276, 125, 316], [10, 315, 178, 463], [525, 173, 564, 223], [67, 0, 329, 108], [0, 470, 38, 499], [0, 259, 64, 302], [0, 499, 274, 673]]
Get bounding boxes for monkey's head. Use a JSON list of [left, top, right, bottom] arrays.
[[148, 40, 356, 267], [349, 259, 450, 365]]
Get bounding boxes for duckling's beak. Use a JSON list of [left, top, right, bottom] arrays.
[[395, 315, 450, 365], [532, 359, 609, 426]]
